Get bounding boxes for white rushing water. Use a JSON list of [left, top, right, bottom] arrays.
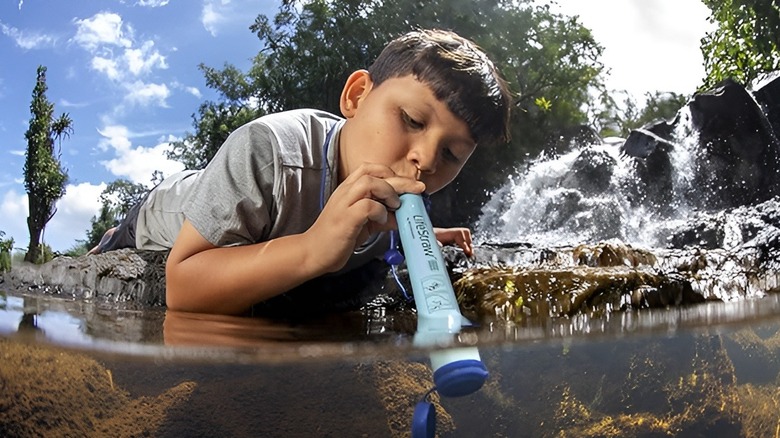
[[475, 108, 706, 249]]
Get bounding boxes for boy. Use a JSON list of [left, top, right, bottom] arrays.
[[92, 29, 511, 315]]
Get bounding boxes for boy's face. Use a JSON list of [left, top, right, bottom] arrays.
[[338, 72, 476, 194]]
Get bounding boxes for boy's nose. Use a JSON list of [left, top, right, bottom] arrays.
[[408, 143, 437, 176]]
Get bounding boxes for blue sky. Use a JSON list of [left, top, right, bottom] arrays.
[[0, 0, 713, 253], [1, 0, 277, 251]]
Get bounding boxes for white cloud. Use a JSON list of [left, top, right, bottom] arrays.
[[60, 99, 89, 109], [137, 0, 170, 6], [0, 189, 27, 219], [73, 12, 132, 51], [0, 22, 57, 49], [124, 40, 167, 76], [124, 81, 171, 107], [97, 124, 184, 184], [0, 189, 28, 251], [201, 3, 223, 37], [0, 183, 110, 252], [185, 86, 202, 98], [91, 56, 121, 81], [97, 124, 132, 152], [201, 0, 235, 37], [171, 81, 203, 98], [46, 182, 108, 249], [73, 12, 173, 108], [10, 150, 24, 156]]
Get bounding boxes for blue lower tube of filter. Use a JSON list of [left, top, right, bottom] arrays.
[[395, 193, 488, 437]]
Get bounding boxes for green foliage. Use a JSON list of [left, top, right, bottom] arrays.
[[598, 91, 689, 138], [100, 179, 148, 220], [78, 178, 149, 250], [0, 231, 14, 273], [701, 0, 780, 89], [171, 0, 607, 224], [63, 241, 89, 257], [84, 204, 120, 251], [33, 243, 56, 264], [167, 62, 264, 169], [23, 65, 70, 264]]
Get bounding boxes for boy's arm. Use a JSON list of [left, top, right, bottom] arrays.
[[165, 219, 323, 314], [166, 163, 425, 315]]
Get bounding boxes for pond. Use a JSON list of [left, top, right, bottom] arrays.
[[3, 287, 780, 437]]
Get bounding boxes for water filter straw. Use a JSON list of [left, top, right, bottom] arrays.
[[395, 193, 488, 398]]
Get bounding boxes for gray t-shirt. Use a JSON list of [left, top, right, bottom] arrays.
[[134, 108, 387, 271]]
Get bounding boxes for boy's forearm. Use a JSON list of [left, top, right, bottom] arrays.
[[165, 233, 323, 314]]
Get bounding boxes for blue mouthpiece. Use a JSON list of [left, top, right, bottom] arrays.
[[433, 359, 489, 397]]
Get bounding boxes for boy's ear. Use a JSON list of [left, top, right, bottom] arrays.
[[340, 69, 373, 118]]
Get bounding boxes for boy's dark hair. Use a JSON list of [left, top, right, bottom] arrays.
[[368, 29, 512, 146]]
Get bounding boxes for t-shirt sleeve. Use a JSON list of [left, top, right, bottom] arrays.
[[183, 121, 278, 246]]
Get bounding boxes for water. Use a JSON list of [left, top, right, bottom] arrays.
[[475, 109, 707, 248], [4, 106, 780, 436], [4, 283, 780, 436]]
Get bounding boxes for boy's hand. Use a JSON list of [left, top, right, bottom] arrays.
[[434, 227, 474, 257], [305, 163, 425, 273]]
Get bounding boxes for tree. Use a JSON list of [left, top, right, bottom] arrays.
[[597, 91, 689, 137], [172, 0, 607, 224], [701, 0, 780, 89], [80, 178, 150, 250], [167, 64, 264, 169], [23, 66, 70, 264], [84, 204, 119, 251], [0, 231, 13, 273], [99, 179, 149, 221]]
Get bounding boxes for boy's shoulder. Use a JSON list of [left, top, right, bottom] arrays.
[[254, 108, 342, 132], [239, 109, 343, 167]]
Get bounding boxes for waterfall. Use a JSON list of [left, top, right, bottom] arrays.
[[475, 108, 707, 249]]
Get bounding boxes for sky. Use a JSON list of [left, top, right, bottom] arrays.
[[0, 0, 715, 253]]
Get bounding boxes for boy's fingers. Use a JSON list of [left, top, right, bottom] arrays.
[[383, 176, 426, 197], [343, 163, 426, 195], [345, 175, 423, 211]]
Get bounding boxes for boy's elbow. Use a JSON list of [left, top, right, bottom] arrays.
[[164, 258, 187, 311]]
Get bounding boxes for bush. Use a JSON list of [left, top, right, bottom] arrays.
[[0, 232, 13, 273]]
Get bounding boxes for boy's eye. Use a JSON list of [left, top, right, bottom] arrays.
[[442, 148, 461, 164], [401, 110, 424, 130]]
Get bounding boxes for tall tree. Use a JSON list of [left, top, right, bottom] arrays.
[[701, 0, 780, 89], [23, 66, 70, 263]]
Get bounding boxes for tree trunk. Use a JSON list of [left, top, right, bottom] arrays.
[[24, 215, 41, 263]]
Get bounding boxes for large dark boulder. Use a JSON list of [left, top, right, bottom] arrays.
[[753, 72, 780, 137], [688, 78, 780, 209], [620, 128, 678, 212]]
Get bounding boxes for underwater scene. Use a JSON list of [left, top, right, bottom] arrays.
[[4, 280, 780, 437]]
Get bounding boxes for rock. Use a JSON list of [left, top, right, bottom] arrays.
[[2, 249, 168, 306], [620, 127, 677, 159], [561, 147, 617, 196], [688, 78, 780, 209]]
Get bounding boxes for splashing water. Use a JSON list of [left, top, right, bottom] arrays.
[[475, 108, 706, 248]]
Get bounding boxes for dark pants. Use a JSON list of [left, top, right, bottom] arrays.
[[96, 199, 145, 253]]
